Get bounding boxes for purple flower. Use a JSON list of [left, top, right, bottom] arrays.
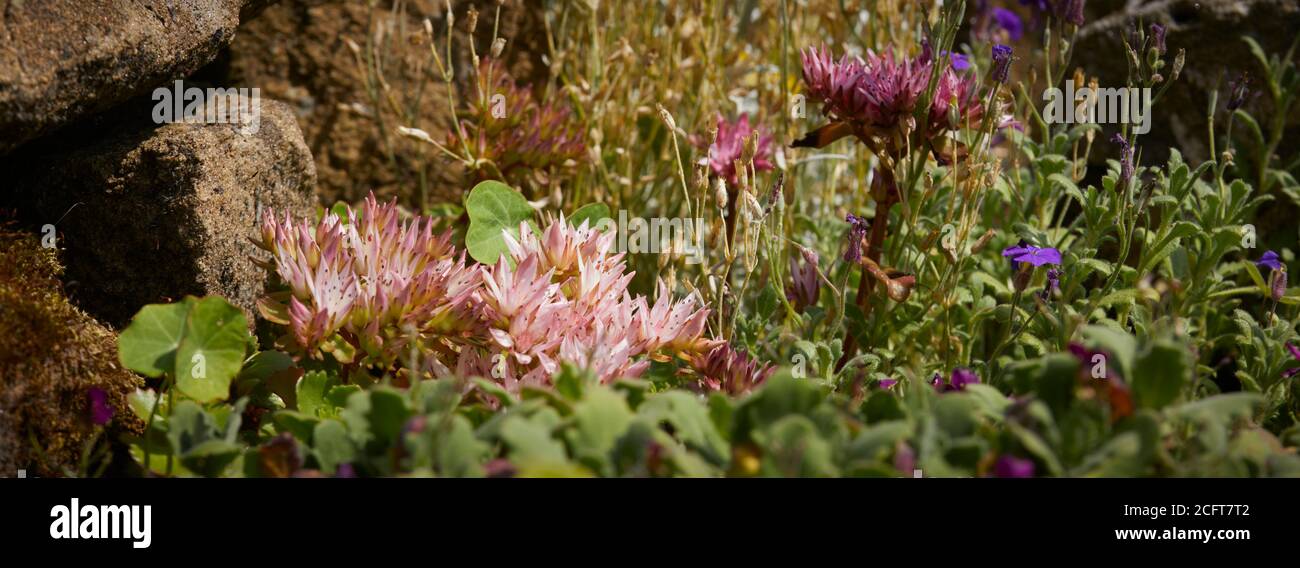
[[1057, 0, 1086, 26], [894, 444, 916, 475], [879, 378, 898, 389], [1256, 250, 1283, 272], [993, 455, 1036, 478], [844, 213, 870, 263], [991, 44, 1013, 84], [1257, 251, 1288, 301], [1002, 243, 1062, 268], [1112, 133, 1135, 192], [1282, 344, 1300, 379], [993, 8, 1024, 41], [87, 387, 113, 425], [787, 246, 821, 313], [335, 463, 357, 478], [948, 51, 972, 71], [1040, 267, 1061, 301], [932, 368, 980, 392], [1227, 73, 1252, 111], [1149, 23, 1167, 55]]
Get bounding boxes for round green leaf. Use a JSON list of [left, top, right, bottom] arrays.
[[464, 180, 534, 264]]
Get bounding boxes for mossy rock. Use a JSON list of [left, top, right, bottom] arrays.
[[0, 224, 143, 476]]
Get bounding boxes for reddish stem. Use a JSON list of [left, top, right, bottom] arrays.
[[837, 170, 898, 371]]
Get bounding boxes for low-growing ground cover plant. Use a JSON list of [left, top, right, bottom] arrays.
[[23, 1, 1300, 478]]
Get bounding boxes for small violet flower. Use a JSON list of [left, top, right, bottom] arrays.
[[787, 246, 822, 313], [1002, 242, 1063, 268], [1057, 0, 1086, 27], [1227, 72, 1252, 111], [1281, 343, 1300, 379], [87, 387, 113, 426], [1149, 23, 1167, 55], [844, 213, 870, 263], [1040, 267, 1061, 301], [993, 8, 1024, 41], [879, 378, 898, 389], [991, 44, 1013, 84], [932, 367, 980, 392], [993, 455, 1036, 478], [1257, 250, 1287, 301], [1112, 133, 1135, 192]]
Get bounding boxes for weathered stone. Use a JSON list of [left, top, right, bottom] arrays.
[[0, 224, 143, 477], [219, 0, 549, 207], [1, 98, 317, 328], [1073, 0, 1300, 163], [0, 0, 275, 155]]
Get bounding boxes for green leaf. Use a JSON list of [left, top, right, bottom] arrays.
[[297, 371, 341, 417], [119, 296, 250, 403], [119, 302, 189, 378], [312, 420, 356, 474], [464, 180, 535, 264], [565, 387, 634, 473], [1131, 338, 1191, 409], [569, 202, 612, 228]]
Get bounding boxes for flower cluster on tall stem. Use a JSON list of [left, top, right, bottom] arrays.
[[798, 42, 1011, 369]]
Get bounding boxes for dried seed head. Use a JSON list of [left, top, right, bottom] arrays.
[[467, 6, 479, 32], [491, 37, 507, 58], [713, 177, 729, 210], [656, 104, 677, 131]]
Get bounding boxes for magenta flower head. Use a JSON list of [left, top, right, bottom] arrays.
[[703, 113, 773, 186], [993, 455, 1036, 478], [991, 44, 1014, 83], [87, 387, 113, 425], [688, 344, 777, 395], [1282, 343, 1300, 379], [797, 45, 999, 152]]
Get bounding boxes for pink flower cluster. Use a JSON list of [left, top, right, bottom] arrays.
[[460, 218, 720, 392], [800, 45, 994, 137], [257, 194, 480, 365], [258, 194, 723, 393], [701, 113, 774, 186]]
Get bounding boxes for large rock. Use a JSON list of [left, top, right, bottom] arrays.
[[1073, 0, 1300, 164], [0, 224, 143, 477], [218, 0, 549, 206], [1, 98, 317, 328], [0, 0, 274, 155]]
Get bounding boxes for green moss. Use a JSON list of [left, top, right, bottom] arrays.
[[0, 224, 142, 476]]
